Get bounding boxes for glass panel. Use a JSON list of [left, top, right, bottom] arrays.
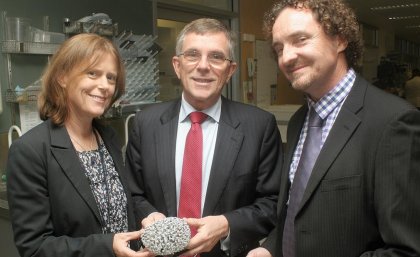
[[156, 19, 187, 102], [176, 0, 231, 11]]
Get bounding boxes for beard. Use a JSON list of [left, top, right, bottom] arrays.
[[288, 70, 315, 92]]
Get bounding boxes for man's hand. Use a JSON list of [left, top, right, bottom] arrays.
[[182, 215, 229, 255], [113, 231, 154, 257], [246, 247, 272, 257], [141, 212, 166, 228]]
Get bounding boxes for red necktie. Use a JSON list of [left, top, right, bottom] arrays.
[[178, 111, 207, 237]]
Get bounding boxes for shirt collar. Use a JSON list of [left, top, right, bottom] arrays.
[[307, 68, 356, 119], [180, 94, 221, 123]]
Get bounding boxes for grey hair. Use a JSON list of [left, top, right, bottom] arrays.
[[175, 18, 236, 60]]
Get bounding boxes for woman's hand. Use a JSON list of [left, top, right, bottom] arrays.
[[113, 231, 154, 257]]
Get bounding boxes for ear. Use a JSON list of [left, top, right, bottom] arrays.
[[336, 36, 348, 53], [57, 74, 68, 88], [226, 61, 238, 82], [172, 56, 181, 79]]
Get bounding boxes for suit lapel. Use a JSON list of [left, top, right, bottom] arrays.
[[155, 101, 180, 217], [299, 77, 366, 211], [203, 99, 244, 216], [49, 123, 102, 224], [97, 124, 124, 178]]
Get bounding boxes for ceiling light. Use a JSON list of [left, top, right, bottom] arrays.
[[405, 25, 420, 29], [371, 3, 420, 11], [389, 15, 420, 20]]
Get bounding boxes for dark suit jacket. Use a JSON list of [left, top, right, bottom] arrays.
[[126, 96, 283, 257], [263, 75, 420, 256], [7, 119, 137, 257]]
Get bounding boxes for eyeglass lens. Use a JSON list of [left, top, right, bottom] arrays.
[[180, 50, 231, 66]]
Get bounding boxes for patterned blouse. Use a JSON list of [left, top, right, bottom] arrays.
[[77, 140, 128, 234]]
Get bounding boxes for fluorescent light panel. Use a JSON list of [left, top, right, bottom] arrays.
[[405, 25, 420, 29], [371, 3, 420, 10], [389, 15, 420, 20]]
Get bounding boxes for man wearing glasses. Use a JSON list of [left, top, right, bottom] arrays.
[[126, 18, 283, 257]]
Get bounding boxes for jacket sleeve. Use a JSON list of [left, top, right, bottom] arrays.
[[125, 114, 159, 222], [261, 226, 278, 256], [223, 114, 283, 257], [364, 109, 420, 256]]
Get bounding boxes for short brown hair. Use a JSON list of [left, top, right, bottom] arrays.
[[38, 33, 125, 125], [263, 0, 363, 69]]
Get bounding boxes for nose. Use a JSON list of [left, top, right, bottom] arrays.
[[98, 75, 111, 90], [279, 44, 298, 67], [196, 55, 211, 70]]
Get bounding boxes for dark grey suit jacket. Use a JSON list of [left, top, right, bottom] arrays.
[[7, 119, 137, 257], [263, 76, 420, 256], [126, 96, 283, 257]]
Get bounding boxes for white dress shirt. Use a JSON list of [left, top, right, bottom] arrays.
[[175, 94, 221, 214]]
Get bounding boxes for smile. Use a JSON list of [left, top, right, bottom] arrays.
[[193, 77, 214, 83], [89, 94, 107, 102], [288, 65, 305, 74]]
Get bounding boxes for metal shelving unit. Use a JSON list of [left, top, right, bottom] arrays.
[[1, 42, 51, 104], [1, 11, 61, 105], [1, 13, 161, 120], [5, 88, 40, 103], [1, 41, 60, 55]]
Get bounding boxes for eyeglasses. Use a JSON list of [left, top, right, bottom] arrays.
[[178, 50, 233, 67]]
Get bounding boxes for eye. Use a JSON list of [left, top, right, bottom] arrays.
[[209, 52, 226, 61], [107, 74, 117, 84], [87, 70, 98, 78], [184, 50, 200, 60], [294, 36, 308, 46]]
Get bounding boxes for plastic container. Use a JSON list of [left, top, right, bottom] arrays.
[[30, 27, 65, 44], [5, 17, 32, 41]]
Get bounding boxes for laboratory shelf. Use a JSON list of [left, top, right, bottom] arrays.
[[5, 89, 40, 103], [1, 41, 60, 54]]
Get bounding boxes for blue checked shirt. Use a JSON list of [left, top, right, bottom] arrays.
[[289, 69, 356, 184]]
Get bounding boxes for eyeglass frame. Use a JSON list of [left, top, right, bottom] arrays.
[[177, 49, 233, 67]]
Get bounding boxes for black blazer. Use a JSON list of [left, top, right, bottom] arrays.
[[126, 96, 283, 257], [7, 119, 137, 257], [264, 75, 420, 256]]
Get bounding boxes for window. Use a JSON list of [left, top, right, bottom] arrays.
[[156, 19, 186, 102], [176, 0, 232, 11]]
